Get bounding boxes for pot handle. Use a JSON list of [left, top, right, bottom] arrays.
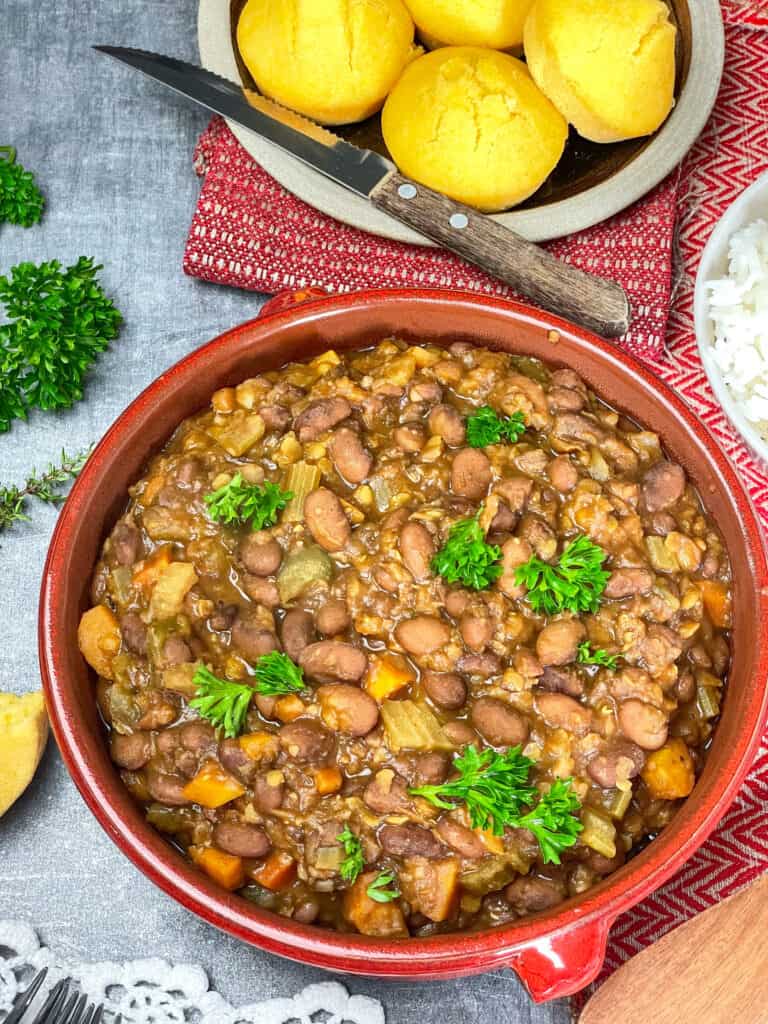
[[506, 916, 615, 1004], [258, 287, 330, 319]]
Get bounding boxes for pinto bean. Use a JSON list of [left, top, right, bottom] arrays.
[[586, 846, 626, 875], [548, 386, 585, 413], [605, 568, 654, 599], [410, 381, 442, 404], [214, 822, 271, 858], [209, 602, 238, 631], [329, 427, 373, 484], [379, 824, 445, 859], [516, 449, 549, 476], [457, 652, 502, 677], [293, 899, 320, 924], [635, 624, 683, 675], [253, 772, 285, 811], [260, 404, 291, 433], [471, 697, 529, 747], [300, 641, 368, 683], [316, 599, 350, 636], [514, 648, 544, 678], [459, 613, 494, 652], [111, 731, 152, 770], [242, 575, 281, 608], [423, 671, 467, 710], [280, 608, 316, 662], [498, 537, 533, 598], [218, 738, 253, 779], [536, 619, 585, 667], [551, 411, 605, 449], [675, 669, 696, 704], [304, 488, 350, 552], [146, 771, 190, 806], [239, 533, 282, 576], [496, 476, 533, 514], [445, 590, 471, 618], [443, 720, 478, 746], [318, 684, 379, 737], [231, 615, 278, 660], [428, 404, 466, 446], [547, 456, 578, 493], [395, 616, 451, 656], [551, 368, 587, 394], [112, 520, 142, 565], [535, 693, 592, 736], [137, 697, 179, 730], [505, 874, 566, 913], [519, 515, 557, 560], [398, 521, 435, 581], [120, 612, 147, 655], [488, 501, 517, 535], [436, 818, 486, 859], [279, 719, 334, 762], [403, 752, 451, 786], [294, 397, 351, 442], [364, 769, 413, 814], [641, 460, 686, 512], [587, 740, 645, 788], [451, 449, 492, 500], [647, 511, 677, 536], [618, 699, 669, 750], [179, 721, 216, 753], [394, 423, 426, 453], [538, 665, 583, 697], [163, 635, 193, 665]]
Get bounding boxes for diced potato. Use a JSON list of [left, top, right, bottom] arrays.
[[277, 545, 333, 604], [343, 872, 408, 938], [641, 738, 695, 800], [207, 410, 265, 457], [239, 732, 280, 762], [251, 850, 297, 890], [131, 546, 172, 589], [182, 761, 245, 808], [645, 535, 679, 573], [365, 655, 415, 703], [148, 562, 198, 620], [380, 700, 454, 752], [189, 845, 245, 890], [77, 605, 122, 679], [309, 349, 341, 375], [314, 766, 343, 795], [162, 663, 198, 696], [399, 857, 459, 922], [275, 694, 305, 722], [580, 807, 617, 860], [0, 692, 49, 817], [698, 579, 732, 629], [282, 461, 322, 521]]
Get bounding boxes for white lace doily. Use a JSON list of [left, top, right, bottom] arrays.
[[0, 920, 385, 1024]]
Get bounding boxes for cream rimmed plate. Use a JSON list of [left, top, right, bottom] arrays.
[[198, 0, 724, 244]]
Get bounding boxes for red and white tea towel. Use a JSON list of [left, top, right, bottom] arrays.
[[183, 0, 768, 1004]]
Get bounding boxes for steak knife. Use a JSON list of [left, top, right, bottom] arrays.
[[94, 46, 631, 337]]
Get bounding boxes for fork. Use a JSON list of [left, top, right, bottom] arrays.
[[6, 969, 117, 1024]]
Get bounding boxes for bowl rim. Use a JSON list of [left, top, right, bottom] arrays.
[[693, 169, 768, 467], [40, 288, 768, 981], [197, 0, 725, 244]]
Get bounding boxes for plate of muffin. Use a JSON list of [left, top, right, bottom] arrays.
[[198, 0, 724, 243]]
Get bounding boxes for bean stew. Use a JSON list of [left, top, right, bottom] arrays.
[[80, 339, 731, 938]]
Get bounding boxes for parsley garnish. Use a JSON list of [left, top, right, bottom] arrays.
[[0, 147, 44, 227], [189, 665, 254, 738], [0, 446, 92, 532], [431, 515, 502, 590], [466, 406, 526, 448], [253, 651, 305, 696], [410, 745, 582, 864], [204, 474, 292, 531], [366, 872, 400, 903], [577, 641, 618, 670], [515, 535, 609, 615], [0, 258, 122, 433], [337, 827, 365, 883]]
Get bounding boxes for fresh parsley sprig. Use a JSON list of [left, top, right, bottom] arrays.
[[0, 258, 122, 432], [204, 474, 292, 531], [512, 779, 583, 865], [366, 872, 400, 903], [0, 147, 44, 227], [0, 446, 92, 532], [577, 641, 618, 670], [253, 651, 305, 696], [337, 827, 365, 883], [466, 406, 526, 448], [190, 665, 254, 738], [431, 514, 502, 590], [515, 535, 610, 615]]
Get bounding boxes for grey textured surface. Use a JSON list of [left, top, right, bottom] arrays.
[[0, 2, 569, 1021]]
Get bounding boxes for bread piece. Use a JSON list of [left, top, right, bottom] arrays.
[[405, 0, 535, 52], [0, 691, 49, 817]]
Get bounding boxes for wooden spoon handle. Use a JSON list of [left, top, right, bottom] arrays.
[[370, 170, 631, 338]]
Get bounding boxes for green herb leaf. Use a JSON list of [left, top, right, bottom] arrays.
[[0, 446, 93, 532], [253, 651, 305, 697], [337, 826, 365, 884], [0, 258, 122, 432], [514, 534, 610, 615], [466, 406, 526, 448], [431, 515, 502, 590], [366, 872, 400, 903], [189, 664, 253, 738], [0, 147, 44, 227], [513, 779, 583, 865], [411, 745, 539, 836], [204, 474, 292, 531], [577, 641, 619, 670]]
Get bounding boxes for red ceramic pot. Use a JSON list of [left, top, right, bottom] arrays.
[[40, 289, 768, 1002]]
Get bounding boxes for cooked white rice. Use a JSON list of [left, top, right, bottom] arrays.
[[707, 218, 768, 426]]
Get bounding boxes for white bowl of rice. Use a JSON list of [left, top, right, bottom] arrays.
[[694, 170, 768, 464]]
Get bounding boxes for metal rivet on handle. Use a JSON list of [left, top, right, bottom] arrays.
[[398, 183, 418, 199], [449, 212, 469, 229]]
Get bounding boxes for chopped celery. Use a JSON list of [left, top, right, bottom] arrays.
[[696, 683, 721, 720], [460, 854, 530, 896], [608, 786, 633, 820], [380, 699, 454, 752], [207, 410, 265, 457], [277, 545, 333, 603], [580, 807, 617, 859], [282, 460, 322, 521]]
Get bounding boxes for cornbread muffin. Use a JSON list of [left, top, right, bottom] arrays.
[[237, 0, 418, 125], [382, 47, 568, 211], [404, 0, 536, 52], [524, 0, 677, 143], [0, 691, 48, 817]]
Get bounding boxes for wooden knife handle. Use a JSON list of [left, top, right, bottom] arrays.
[[370, 171, 631, 338]]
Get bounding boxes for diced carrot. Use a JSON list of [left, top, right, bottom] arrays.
[[343, 872, 409, 938], [77, 605, 121, 679], [182, 761, 245, 808], [399, 858, 459, 923], [314, 766, 343, 795], [698, 579, 732, 629], [189, 845, 245, 890], [365, 655, 415, 703], [476, 827, 505, 855], [239, 732, 279, 762], [641, 738, 696, 800], [251, 851, 297, 891], [131, 546, 172, 590], [275, 694, 305, 722]]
